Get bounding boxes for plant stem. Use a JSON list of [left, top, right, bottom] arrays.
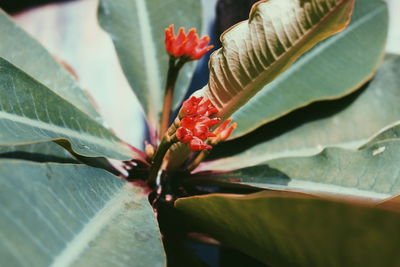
[[160, 58, 185, 139], [148, 134, 177, 187], [187, 137, 222, 172], [187, 149, 210, 172]]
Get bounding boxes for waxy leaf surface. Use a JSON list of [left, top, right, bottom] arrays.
[[360, 122, 400, 148], [201, 55, 400, 171], [176, 191, 400, 266], [231, 0, 388, 137], [0, 160, 165, 267], [192, 139, 400, 201], [0, 9, 101, 121], [198, 0, 355, 121], [98, 0, 202, 128], [0, 141, 77, 163], [0, 58, 140, 160]]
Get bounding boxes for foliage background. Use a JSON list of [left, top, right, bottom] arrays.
[[1, 0, 399, 266]]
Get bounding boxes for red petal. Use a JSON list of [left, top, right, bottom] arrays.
[[181, 96, 203, 116], [176, 27, 186, 42], [192, 45, 214, 59], [220, 122, 237, 140], [181, 116, 197, 130], [214, 118, 232, 134], [196, 99, 211, 115], [165, 25, 175, 55], [205, 118, 220, 127], [198, 35, 210, 48], [204, 106, 218, 117], [189, 137, 212, 151], [176, 127, 193, 143]]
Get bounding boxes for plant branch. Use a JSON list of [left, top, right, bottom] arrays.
[[187, 136, 225, 172], [148, 134, 177, 188], [186, 150, 209, 172], [160, 58, 185, 139]]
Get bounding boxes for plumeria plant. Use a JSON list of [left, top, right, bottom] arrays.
[[1, 0, 400, 266]]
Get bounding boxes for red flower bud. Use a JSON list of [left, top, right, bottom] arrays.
[[189, 137, 212, 151], [180, 116, 197, 130], [197, 99, 218, 116], [181, 96, 203, 117], [165, 24, 213, 60], [176, 97, 232, 151], [180, 97, 218, 119], [176, 127, 193, 143]]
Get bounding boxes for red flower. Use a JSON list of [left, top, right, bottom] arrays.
[[176, 126, 212, 151], [176, 96, 223, 151], [180, 96, 218, 118], [196, 99, 218, 117], [181, 116, 219, 140], [188, 115, 220, 140], [189, 137, 212, 151], [181, 96, 203, 117], [176, 127, 193, 143], [165, 25, 214, 60]]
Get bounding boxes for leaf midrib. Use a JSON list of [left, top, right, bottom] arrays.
[[217, 0, 351, 119], [232, 4, 386, 138], [50, 184, 133, 267], [0, 110, 123, 153]]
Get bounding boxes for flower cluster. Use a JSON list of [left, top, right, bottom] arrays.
[[176, 96, 220, 151], [165, 24, 214, 60]]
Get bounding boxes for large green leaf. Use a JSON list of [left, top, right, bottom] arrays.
[[0, 9, 100, 121], [231, 0, 388, 138], [191, 139, 400, 201], [176, 191, 400, 266], [98, 0, 202, 127], [200, 55, 400, 171], [0, 160, 165, 267], [0, 57, 141, 161], [196, 0, 355, 121]]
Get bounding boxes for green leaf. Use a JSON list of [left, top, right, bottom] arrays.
[[98, 0, 202, 127], [0, 57, 141, 160], [0, 142, 77, 163], [0, 160, 165, 267], [192, 139, 400, 201], [360, 121, 400, 148], [176, 191, 400, 266], [201, 55, 400, 171], [197, 0, 355, 121], [231, 0, 388, 138], [0, 141, 121, 175], [0, 9, 101, 121]]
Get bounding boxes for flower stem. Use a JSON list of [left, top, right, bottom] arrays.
[[148, 134, 177, 187], [160, 57, 185, 139], [186, 147, 211, 172], [187, 137, 221, 172]]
